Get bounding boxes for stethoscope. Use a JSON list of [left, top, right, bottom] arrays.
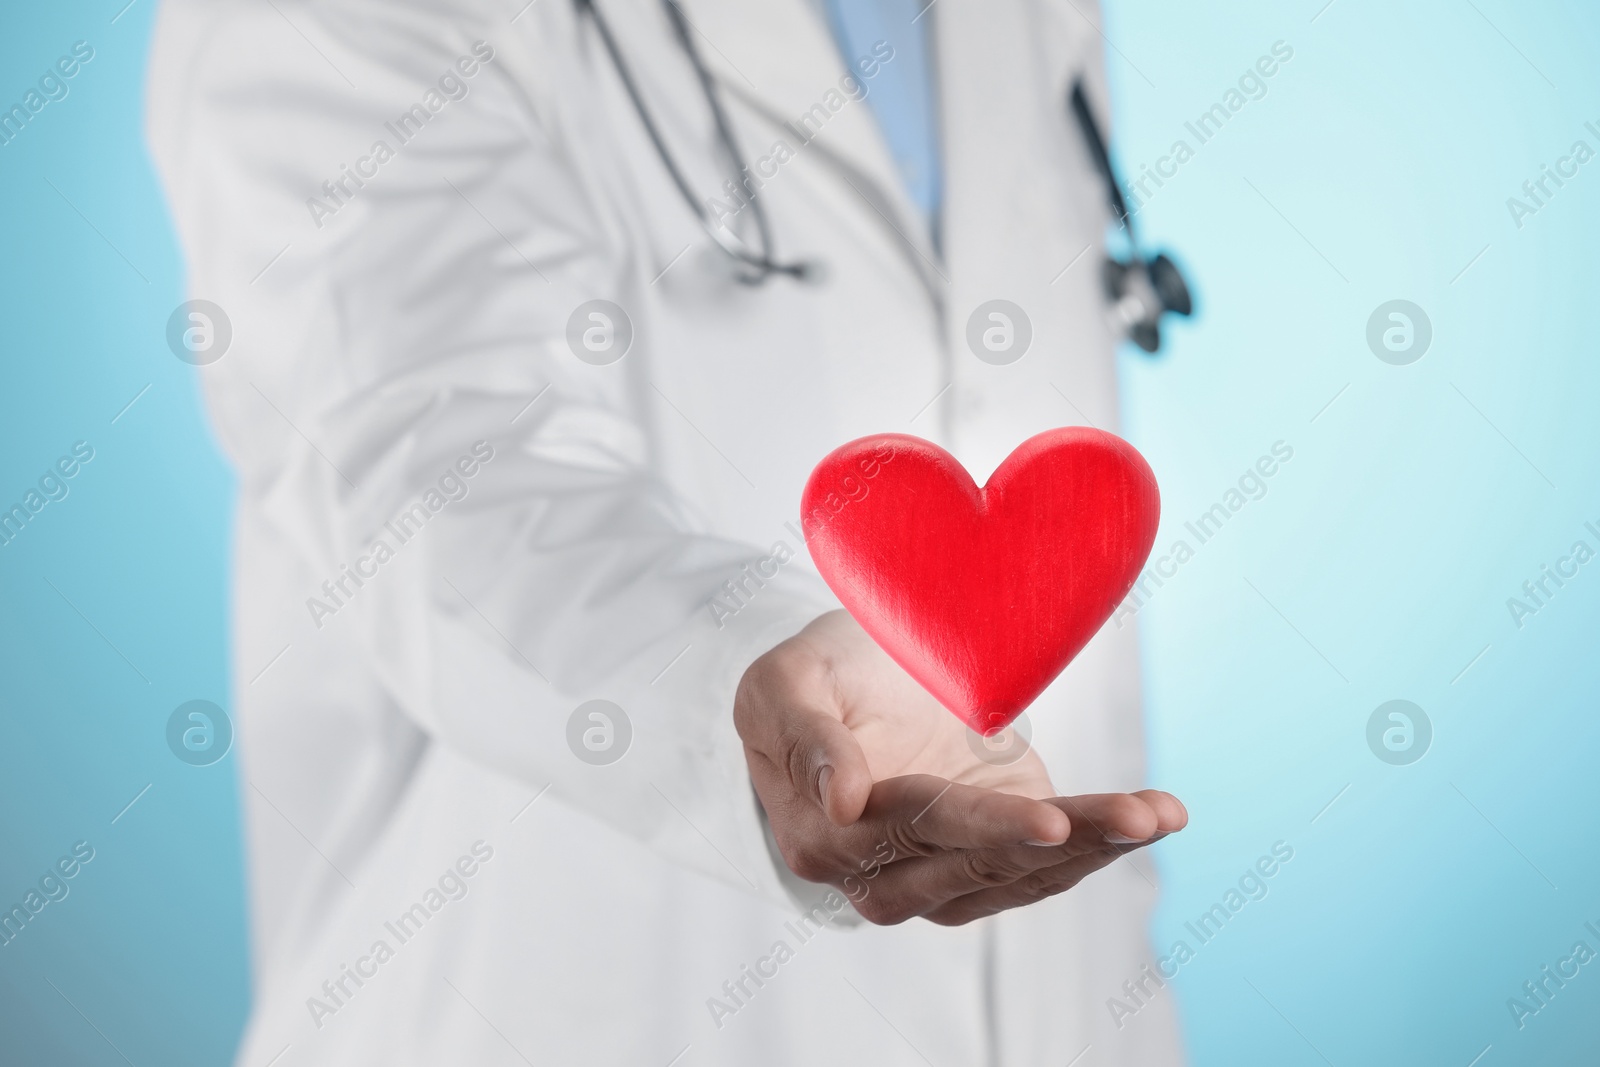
[[575, 0, 1193, 353]]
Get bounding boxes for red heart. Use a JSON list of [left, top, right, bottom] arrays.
[[800, 428, 1160, 735]]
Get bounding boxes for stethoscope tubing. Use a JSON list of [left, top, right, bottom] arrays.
[[576, 0, 807, 282], [573, 0, 1188, 348]]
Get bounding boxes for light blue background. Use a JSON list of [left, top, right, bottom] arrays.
[[1109, 2, 1600, 1065], [0, 1, 1595, 1065], [0, 3, 245, 1065]]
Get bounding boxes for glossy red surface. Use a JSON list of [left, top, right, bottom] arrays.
[[801, 428, 1160, 734]]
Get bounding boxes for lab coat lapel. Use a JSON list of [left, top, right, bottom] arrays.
[[936, 0, 1121, 476], [938, 0, 1104, 306], [677, 0, 938, 267]]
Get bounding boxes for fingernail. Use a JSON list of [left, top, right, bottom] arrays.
[[817, 765, 833, 806], [1106, 832, 1147, 845], [1022, 839, 1062, 847]]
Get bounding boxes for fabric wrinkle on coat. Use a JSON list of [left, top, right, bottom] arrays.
[[145, 0, 1183, 1063]]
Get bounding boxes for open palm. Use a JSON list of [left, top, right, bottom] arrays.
[[793, 610, 1055, 799], [735, 608, 1187, 925]]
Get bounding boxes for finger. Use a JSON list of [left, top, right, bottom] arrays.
[[1043, 791, 1182, 845], [741, 772, 1064, 906], [852, 792, 1158, 915], [870, 790, 1185, 898], [920, 848, 1129, 926], [864, 775, 1073, 853], [848, 834, 1086, 924], [735, 655, 873, 826], [827, 782, 1073, 926], [1135, 789, 1189, 833], [833, 789, 1181, 917], [917, 794, 1187, 926]]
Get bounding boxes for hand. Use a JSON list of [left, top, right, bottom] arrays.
[[734, 610, 1187, 925]]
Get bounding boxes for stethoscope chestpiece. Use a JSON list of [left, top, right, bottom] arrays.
[[1070, 79, 1194, 355], [1102, 251, 1193, 354]]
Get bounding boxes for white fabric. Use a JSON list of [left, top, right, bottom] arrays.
[[145, 0, 1183, 1063]]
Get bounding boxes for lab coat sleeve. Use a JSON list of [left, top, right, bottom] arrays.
[[146, 1, 837, 907]]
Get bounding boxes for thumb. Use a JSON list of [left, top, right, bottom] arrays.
[[794, 711, 873, 826], [734, 637, 874, 826]]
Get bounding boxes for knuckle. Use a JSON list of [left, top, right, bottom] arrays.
[[958, 850, 1025, 889], [735, 648, 774, 693], [730, 680, 758, 739], [851, 895, 889, 924], [776, 840, 832, 884], [779, 722, 821, 792], [853, 893, 912, 927], [733, 655, 787, 736], [755, 637, 827, 698], [740, 647, 845, 795], [880, 821, 932, 862], [1015, 867, 1073, 902], [925, 906, 979, 927]]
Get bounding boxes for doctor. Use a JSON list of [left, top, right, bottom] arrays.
[[148, 0, 1187, 1063]]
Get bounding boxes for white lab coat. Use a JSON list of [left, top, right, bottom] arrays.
[[146, 0, 1183, 1063]]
